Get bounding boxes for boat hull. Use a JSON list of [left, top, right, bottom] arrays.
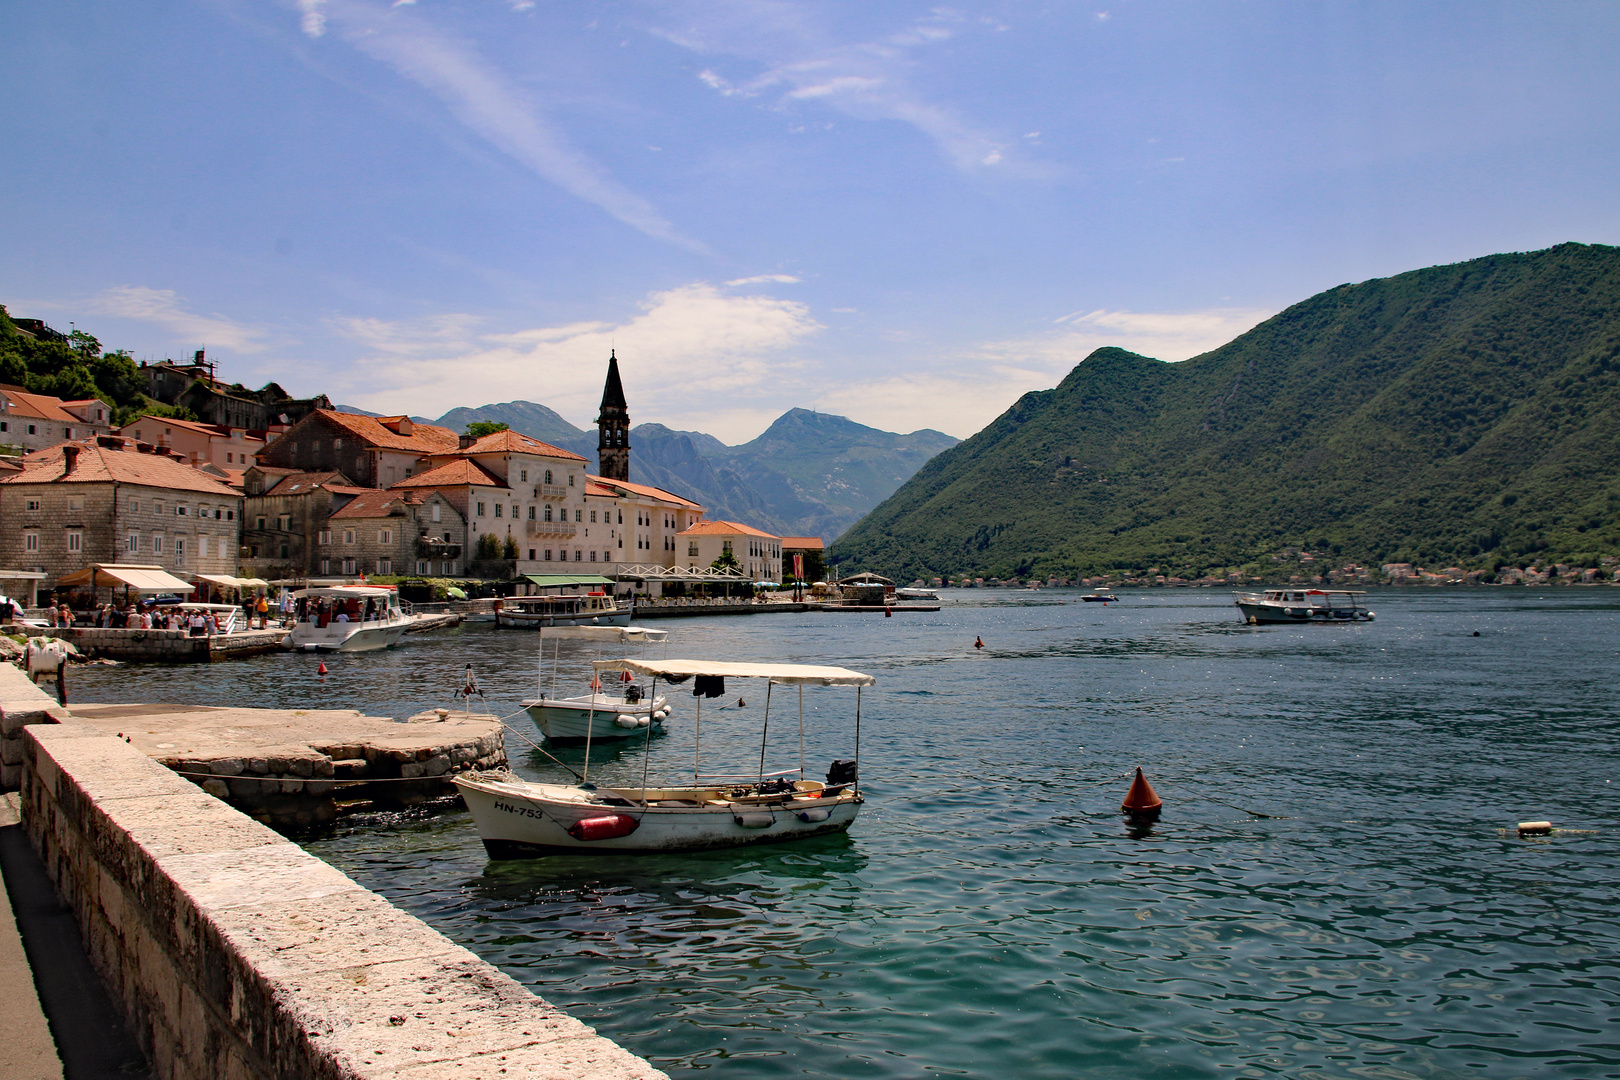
[[455, 776, 861, 856], [286, 618, 415, 652], [496, 608, 633, 629], [522, 694, 668, 742]]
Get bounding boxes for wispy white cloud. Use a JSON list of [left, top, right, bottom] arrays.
[[292, 0, 701, 250], [333, 282, 822, 442], [85, 286, 268, 352], [724, 274, 801, 286], [813, 307, 1275, 438], [654, 5, 1021, 174]]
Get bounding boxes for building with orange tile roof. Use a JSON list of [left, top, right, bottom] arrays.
[[117, 414, 266, 475], [0, 436, 243, 588], [256, 409, 461, 488], [0, 385, 115, 453], [676, 519, 783, 582]]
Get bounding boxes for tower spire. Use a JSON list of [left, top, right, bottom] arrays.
[[597, 350, 631, 481]]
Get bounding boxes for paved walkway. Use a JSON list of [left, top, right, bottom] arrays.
[[0, 791, 150, 1080]]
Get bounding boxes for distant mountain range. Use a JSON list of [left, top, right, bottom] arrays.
[[830, 242, 1620, 581], [334, 401, 957, 543]]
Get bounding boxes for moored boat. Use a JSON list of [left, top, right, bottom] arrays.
[[1081, 588, 1118, 603], [1235, 588, 1375, 624], [456, 657, 873, 857], [285, 585, 418, 651], [495, 591, 631, 628], [524, 625, 671, 743]]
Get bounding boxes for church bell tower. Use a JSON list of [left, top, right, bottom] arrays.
[[597, 350, 631, 481]]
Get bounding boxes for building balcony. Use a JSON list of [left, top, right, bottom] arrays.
[[417, 539, 462, 558], [537, 484, 569, 500], [526, 520, 578, 537]]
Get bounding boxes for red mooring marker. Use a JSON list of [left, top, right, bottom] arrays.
[[317, 661, 328, 676], [1121, 767, 1163, 821]]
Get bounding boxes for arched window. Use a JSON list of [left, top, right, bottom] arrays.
[[544, 505, 553, 522]]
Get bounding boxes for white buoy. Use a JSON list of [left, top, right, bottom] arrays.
[[1517, 820, 1553, 836], [614, 714, 638, 729]]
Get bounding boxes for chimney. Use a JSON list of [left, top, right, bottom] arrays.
[[459, 434, 476, 450], [61, 444, 79, 475]]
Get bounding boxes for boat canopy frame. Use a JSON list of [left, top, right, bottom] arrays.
[[592, 657, 874, 687]]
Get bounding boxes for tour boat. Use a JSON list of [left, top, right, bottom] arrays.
[[495, 592, 632, 628], [285, 585, 418, 651], [456, 657, 874, 857], [895, 587, 939, 600], [524, 625, 671, 743], [1234, 588, 1375, 624]]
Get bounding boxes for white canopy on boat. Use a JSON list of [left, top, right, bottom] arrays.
[[593, 658, 875, 687], [289, 585, 399, 599], [539, 626, 668, 643]]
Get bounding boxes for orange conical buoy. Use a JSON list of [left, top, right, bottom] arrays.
[[317, 661, 328, 676], [974, 636, 984, 650], [1121, 767, 1162, 820]]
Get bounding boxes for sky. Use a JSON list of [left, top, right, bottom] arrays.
[[6, 1, 1619, 443]]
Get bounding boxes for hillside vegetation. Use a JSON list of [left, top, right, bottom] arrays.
[[831, 243, 1620, 582]]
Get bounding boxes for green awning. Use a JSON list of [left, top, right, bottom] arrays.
[[523, 574, 617, 588]]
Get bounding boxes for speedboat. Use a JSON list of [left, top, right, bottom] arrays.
[[895, 587, 939, 600], [1081, 588, 1118, 603], [524, 625, 671, 743], [495, 591, 631, 628], [285, 585, 418, 651], [1235, 588, 1375, 624], [456, 657, 874, 857]]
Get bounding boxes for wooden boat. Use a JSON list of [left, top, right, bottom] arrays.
[[456, 658, 873, 857], [495, 591, 631, 628], [285, 585, 418, 651], [524, 625, 671, 743], [1234, 588, 1375, 624]]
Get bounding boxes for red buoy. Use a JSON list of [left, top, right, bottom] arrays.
[[974, 636, 984, 650], [317, 661, 328, 676], [1121, 767, 1162, 820], [566, 813, 641, 842]]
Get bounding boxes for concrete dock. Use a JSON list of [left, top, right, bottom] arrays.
[[68, 702, 506, 830]]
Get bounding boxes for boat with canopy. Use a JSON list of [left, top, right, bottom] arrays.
[[455, 657, 874, 857], [523, 625, 672, 742], [285, 585, 418, 651]]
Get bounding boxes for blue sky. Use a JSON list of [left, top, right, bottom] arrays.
[[6, 1, 1618, 442]]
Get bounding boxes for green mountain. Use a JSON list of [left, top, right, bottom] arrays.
[[830, 242, 1620, 582]]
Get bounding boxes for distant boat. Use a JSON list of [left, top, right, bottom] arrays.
[[895, 587, 938, 600], [1235, 589, 1375, 624], [1081, 589, 1118, 603], [495, 592, 631, 628]]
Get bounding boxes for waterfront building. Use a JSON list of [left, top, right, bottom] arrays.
[[0, 436, 243, 590], [256, 409, 460, 487], [116, 414, 265, 485], [678, 520, 783, 583], [780, 536, 826, 582], [0, 385, 115, 454]]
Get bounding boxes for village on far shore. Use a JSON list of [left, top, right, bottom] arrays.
[[0, 337, 846, 613]]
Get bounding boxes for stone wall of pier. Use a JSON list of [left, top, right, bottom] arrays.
[[0, 664, 66, 792], [16, 718, 667, 1080]]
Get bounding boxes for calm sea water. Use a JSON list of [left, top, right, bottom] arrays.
[[72, 590, 1620, 1079]]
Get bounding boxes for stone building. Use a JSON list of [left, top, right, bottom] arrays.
[[0, 386, 115, 453], [256, 410, 460, 488], [0, 436, 243, 589], [117, 414, 265, 485], [677, 520, 783, 583], [140, 354, 330, 431], [315, 488, 466, 579], [238, 469, 362, 579]]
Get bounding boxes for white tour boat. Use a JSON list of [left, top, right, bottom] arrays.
[[1234, 588, 1375, 624], [285, 585, 418, 651], [495, 591, 632, 628], [524, 625, 672, 743], [456, 657, 874, 857]]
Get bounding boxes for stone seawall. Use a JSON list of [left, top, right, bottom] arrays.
[[41, 625, 291, 662], [18, 718, 668, 1080], [0, 665, 68, 792]]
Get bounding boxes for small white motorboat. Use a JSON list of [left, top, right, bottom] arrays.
[[524, 625, 671, 743], [285, 585, 418, 651], [1234, 588, 1375, 624], [456, 657, 874, 858]]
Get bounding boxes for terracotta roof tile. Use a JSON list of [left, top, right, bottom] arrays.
[[1, 439, 241, 496], [314, 410, 461, 453], [0, 386, 83, 424], [780, 537, 825, 550], [586, 475, 703, 510], [265, 470, 352, 495], [329, 489, 424, 520], [390, 458, 508, 489], [120, 414, 264, 441], [460, 429, 588, 461], [679, 519, 778, 539]]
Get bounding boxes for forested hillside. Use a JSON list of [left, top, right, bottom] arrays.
[[831, 243, 1620, 582]]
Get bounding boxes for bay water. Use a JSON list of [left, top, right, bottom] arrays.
[[72, 590, 1620, 1078]]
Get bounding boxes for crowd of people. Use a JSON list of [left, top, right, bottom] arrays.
[[12, 592, 286, 635]]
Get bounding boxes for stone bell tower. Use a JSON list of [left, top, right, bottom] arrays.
[[596, 350, 631, 482]]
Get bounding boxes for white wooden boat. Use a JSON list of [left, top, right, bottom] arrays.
[[456, 658, 874, 858], [495, 592, 631, 628], [523, 625, 671, 743], [1235, 588, 1375, 624], [285, 585, 418, 651]]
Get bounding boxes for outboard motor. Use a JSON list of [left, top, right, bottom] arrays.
[[826, 759, 858, 789], [625, 683, 641, 704]]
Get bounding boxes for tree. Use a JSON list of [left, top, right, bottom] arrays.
[[502, 535, 519, 560], [711, 550, 740, 572], [465, 421, 510, 438], [476, 532, 500, 560]]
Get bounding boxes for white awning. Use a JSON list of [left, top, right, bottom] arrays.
[[593, 658, 874, 687], [539, 626, 669, 643], [55, 564, 196, 593], [195, 574, 271, 589]]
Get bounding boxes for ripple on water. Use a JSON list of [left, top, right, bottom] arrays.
[[70, 590, 1620, 1079]]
